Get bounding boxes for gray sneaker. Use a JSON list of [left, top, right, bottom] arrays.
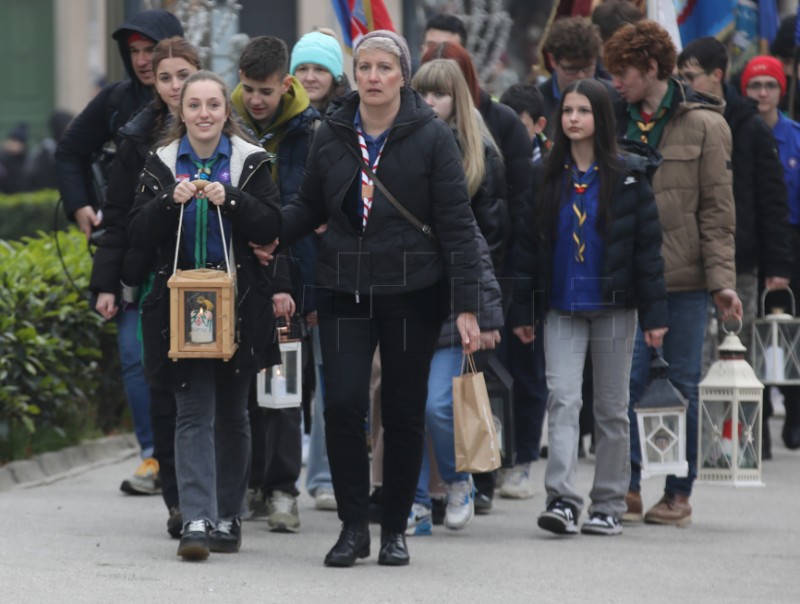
[[243, 488, 268, 521], [267, 490, 300, 533]]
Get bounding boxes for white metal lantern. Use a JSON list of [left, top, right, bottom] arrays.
[[634, 352, 688, 478], [257, 325, 303, 409], [698, 330, 764, 486], [751, 289, 800, 385]]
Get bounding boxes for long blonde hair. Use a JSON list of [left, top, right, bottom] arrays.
[[412, 59, 494, 196]]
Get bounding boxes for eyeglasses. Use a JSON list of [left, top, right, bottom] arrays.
[[746, 81, 781, 92], [557, 61, 595, 77]]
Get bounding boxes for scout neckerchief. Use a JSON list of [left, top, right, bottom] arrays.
[[191, 155, 220, 268], [568, 161, 598, 263], [626, 79, 674, 148], [356, 128, 387, 231]]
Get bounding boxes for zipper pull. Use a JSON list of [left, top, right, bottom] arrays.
[[355, 290, 360, 304]]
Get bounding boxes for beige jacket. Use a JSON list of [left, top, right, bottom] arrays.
[[640, 84, 736, 293]]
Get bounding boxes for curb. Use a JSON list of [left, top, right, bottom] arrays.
[[0, 433, 139, 492]]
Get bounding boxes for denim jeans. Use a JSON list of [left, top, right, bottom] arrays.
[[174, 360, 251, 524], [414, 346, 470, 506], [629, 290, 708, 497], [117, 306, 153, 458], [306, 327, 333, 496]]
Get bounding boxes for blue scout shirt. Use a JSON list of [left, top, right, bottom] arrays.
[[175, 135, 233, 265], [772, 112, 800, 225], [551, 166, 605, 312]]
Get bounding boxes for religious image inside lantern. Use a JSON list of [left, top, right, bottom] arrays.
[[185, 291, 216, 344]]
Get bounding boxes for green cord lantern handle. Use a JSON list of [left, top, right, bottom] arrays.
[[171, 182, 232, 279]]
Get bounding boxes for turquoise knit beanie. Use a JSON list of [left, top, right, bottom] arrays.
[[290, 31, 344, 79]]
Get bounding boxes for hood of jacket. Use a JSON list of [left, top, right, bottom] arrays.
[[722, 81, 759, 132], [112, 10, 184, 100], [618, 138, 663, 179], [230, 76, 312, 145], [673, 77, 726, 116], [118, 103, 162, 148]]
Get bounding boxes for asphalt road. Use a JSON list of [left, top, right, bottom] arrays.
[[1, 419, 798, 604]]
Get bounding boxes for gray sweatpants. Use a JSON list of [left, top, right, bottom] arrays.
[[543, 308, 636, 519]]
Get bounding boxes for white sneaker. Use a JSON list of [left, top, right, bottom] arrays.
[[406, 503, 433, 536], [314, 488, 337, 511], [444, 477, 474, 530], [499, 462, 535, 499], [267, 490, 300, 533]]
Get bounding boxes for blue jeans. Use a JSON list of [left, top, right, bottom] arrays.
[[306, 327, 333, 495], [174, 360, 251, 524], [414, 346, 470, 506], [117, 306, 153, 458], [629, 290, 708, 497]]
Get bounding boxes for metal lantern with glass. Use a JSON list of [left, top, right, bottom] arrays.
[[698, 324, 765, 485], [633, 350, 688, 478], [751, 289, 800, 385], [256, 319, 303, 409]]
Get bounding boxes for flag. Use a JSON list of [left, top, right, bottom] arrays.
[[332, 0, 395, 51], [676, 0, 737, 45], [648, 0, 683, 52], [758, 0, 779, 46], [553, 0, 594, 18]]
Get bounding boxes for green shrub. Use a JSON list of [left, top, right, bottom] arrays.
[[0, 190, 65, 241], [0, 229, 125, 462]]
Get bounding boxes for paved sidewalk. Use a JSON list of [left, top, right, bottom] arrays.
[[0, 419, 797, 603]]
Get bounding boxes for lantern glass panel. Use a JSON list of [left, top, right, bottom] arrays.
[[700, 399, 733, 470], [184, 290, 217, 345], [753, 321, 800, 382], [280, 348, 300, 397], [643, 415, 680, 464], [738, 401, 760, 470]]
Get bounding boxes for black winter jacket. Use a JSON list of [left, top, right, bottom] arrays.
[[127, 136, 283, 390], [722, 83, 793, 277], [56, 10, 183, 219], [437, 137, 507, 349], [510, 151, 668, 331], [478, 89, 532, 236], [281, 88, 481, 313]]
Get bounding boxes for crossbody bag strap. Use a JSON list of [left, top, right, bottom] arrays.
[[337, 130, 437, 242]]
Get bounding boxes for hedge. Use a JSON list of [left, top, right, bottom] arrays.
[[0, 189, 66, 241], [0, 229, 126, 462]]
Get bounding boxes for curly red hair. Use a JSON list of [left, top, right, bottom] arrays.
[[603, 20, 676, 80]]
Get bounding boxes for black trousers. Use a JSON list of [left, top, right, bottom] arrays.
[[150, 386, 179, 510], [318, 284, 445, 532], [247, 380, 303, 496]]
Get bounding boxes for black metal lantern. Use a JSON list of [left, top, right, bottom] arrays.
[[633, 351, 688, 478]]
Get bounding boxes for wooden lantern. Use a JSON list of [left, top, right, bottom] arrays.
[[168, 268, 237, 360]]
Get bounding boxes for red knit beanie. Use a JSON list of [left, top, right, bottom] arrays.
[[741, 55, 787, 97]]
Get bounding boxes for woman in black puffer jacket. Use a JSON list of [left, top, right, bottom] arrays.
[[262, 31, 483, 568]]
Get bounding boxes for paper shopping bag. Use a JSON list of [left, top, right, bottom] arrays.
[[453, 354, 502, 473]]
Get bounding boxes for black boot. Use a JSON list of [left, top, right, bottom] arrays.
[[324, 523, 370, 567], [378, 530, 410, 566]]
